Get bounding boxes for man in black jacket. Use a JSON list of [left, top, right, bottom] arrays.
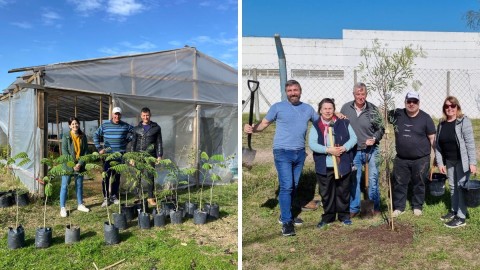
[[130, 107, 163, 206]]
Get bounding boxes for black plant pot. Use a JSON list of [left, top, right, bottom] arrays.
[[0, 193, 13, 208], [184, 202, 198, 218], [161, 201, 176, 212], [103, 222, 120, 245], [152, 209, 166, 227], [65, 225, 80, 244], [7, 225, 25, 249], [134, 199, 150, 214], [170, 210, 183, 224], [35, 227, 52, 248], [137, 211, 151, 229], [113, 213, 128, 230], [121, 204, 136, 221], [193, 209, 208, 225], [204, 203, 220, 219]]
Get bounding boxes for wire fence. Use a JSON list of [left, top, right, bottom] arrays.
[[242, 63, 480, 119]]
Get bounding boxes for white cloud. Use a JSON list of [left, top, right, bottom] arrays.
[[42, 10, 62, 26], [107, 0, 144, 16], [168, 40, 182, 47], [11, 22, 32, 29], [119, 41, 156, 50], [68, 0, 103, 15], [99, 40, 157, 55], [198, 0, 237, 10], [189, 35, 237, 46]]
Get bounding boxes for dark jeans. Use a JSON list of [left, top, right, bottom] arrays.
[[317, 169, 351, 223], [392, 155, 430, 211], [102, 158, 121, 199]]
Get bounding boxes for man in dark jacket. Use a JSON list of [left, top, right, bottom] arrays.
[[130, 107, 163, 206]]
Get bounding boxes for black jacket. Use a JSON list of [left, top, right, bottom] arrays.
[[129, 121, 163, 158]]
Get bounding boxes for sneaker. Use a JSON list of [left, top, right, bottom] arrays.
[[77, 204, 90, 212], [440, 211, 456, 221], [413, 209, 422, 216], [278, 216, 304, 226], [60, 207, 67, 217], [101, 198, 110, 207], [316, 221, 330, 229], [342, 219, 353, 226], [444, 216, 466, 228], [282, 222, 296, 236], [392, 210, 404, 217], [302, 200, 320, 211], [110, 196, 120, 205]]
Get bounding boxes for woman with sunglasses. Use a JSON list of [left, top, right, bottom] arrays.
[[435, 96, 477, 228], [308, 98, 357, 228]]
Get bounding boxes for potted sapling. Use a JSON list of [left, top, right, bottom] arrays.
[[152, 188, 170, 227], [159, 158, 186, 224], [200, 152, 230, 220], [3, 152, 30, 249], [182, 166, 198, 218]]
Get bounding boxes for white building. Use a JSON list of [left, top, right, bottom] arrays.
[[243, 29, 480, 118]]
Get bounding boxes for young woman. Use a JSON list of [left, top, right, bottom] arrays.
[[59, 117, 90, 217], [435, 96, 477, 228], [308, 98, 357, 228]]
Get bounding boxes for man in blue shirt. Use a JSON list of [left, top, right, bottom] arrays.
[[244, 80, 318, 236], [94, 107, 134, 207]]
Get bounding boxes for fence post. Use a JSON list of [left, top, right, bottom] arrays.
[[354, 70, 357, 84], [447, 71, 450, 97], [252, 68, 260, 121]]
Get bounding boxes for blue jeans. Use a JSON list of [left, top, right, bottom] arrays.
[[273, 148, 306, 224], [446, 159, 468, 219], [60, 174, 84, 208], [350, 145, 380, 213]]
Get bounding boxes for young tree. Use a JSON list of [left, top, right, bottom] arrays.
[[358, 39, 426, 230]]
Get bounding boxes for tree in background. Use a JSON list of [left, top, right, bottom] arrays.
[[358, 39, 426, 230]]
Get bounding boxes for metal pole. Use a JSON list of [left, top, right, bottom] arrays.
[[252, 69, 260, 121], [446, 71, 451, 97], [274, 34, 287, 101]]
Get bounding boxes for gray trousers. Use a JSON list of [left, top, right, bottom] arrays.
[[446, 159, 469, 219]]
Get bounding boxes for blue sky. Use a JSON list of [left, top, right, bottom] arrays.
[[243, 0, 479, 38], [0, 0, 238, 90]]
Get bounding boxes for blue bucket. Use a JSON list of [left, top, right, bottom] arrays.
[[462, 179, 480, 208]]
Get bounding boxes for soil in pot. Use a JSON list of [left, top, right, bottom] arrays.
[[193, 209, 208, 225], [65, 225, 80, 244], [7, 225, 25, 249], [137, 211, 151, 229], [204, 203, 220, 219], [152, 210, 166, 227], [121, 204, 136, 221], [35, 227, 52, 248], [103, 222, 120, 245], [184, 202, 198, 218], [170, 210, 183, 224], [113, 213, 128, 230]]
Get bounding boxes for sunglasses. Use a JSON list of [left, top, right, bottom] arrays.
[[443, 104, 457, 109], [406, 99, 418, 104]]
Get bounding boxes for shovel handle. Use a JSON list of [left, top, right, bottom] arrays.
[[365, 153, 369, 188], [247, 80, 259, 149]]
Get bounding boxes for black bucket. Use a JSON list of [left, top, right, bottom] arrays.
[[204, 203, 220, 219], [463, 179, 480, 208], [152, 210, 166, 227], [103, 222, 120, 245], [429, 173, 447, 197], [113, 213, 128, 230], [137, 212, 151, 229], [121, 205, 136, 221], [7, 225, 25, 249], [35, 227, 52, 248], [170, 210, 183, 224], [65, 225, 80, 244], [193, 209, 207, 225], [184, 202, 198, 218]]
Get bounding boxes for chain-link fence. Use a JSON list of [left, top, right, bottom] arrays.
[[242, 63, 480, 119]]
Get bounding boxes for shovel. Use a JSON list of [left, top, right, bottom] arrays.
[[242, 80, 259, 169], [360, 151, 375, 217]]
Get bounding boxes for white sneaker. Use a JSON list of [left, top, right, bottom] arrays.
[[392, 210, 404, 217], [77, 204, 90, 212], [413, 209, 422, 216], [112, 198, 120, 205], [60, 207, 67, 217], [101, 199, 109, 207]]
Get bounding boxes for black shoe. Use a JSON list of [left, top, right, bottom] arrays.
[[440, 211, 456, 221], [282, 222, 296, 236], [444, 216, 466, 228], [278, 216, 304, 226], [316, 221, 330, 229]]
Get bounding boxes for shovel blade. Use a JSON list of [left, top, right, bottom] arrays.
[[242, 147, 257, 169], [360, 199, 375, 218]]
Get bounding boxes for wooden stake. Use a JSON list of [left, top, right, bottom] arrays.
[[101, 259, 125, 270], [328, 127, 339, 179]]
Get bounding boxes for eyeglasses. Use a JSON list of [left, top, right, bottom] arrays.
[[443, 104, 457, 109], [406, 99, 418, 104]]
